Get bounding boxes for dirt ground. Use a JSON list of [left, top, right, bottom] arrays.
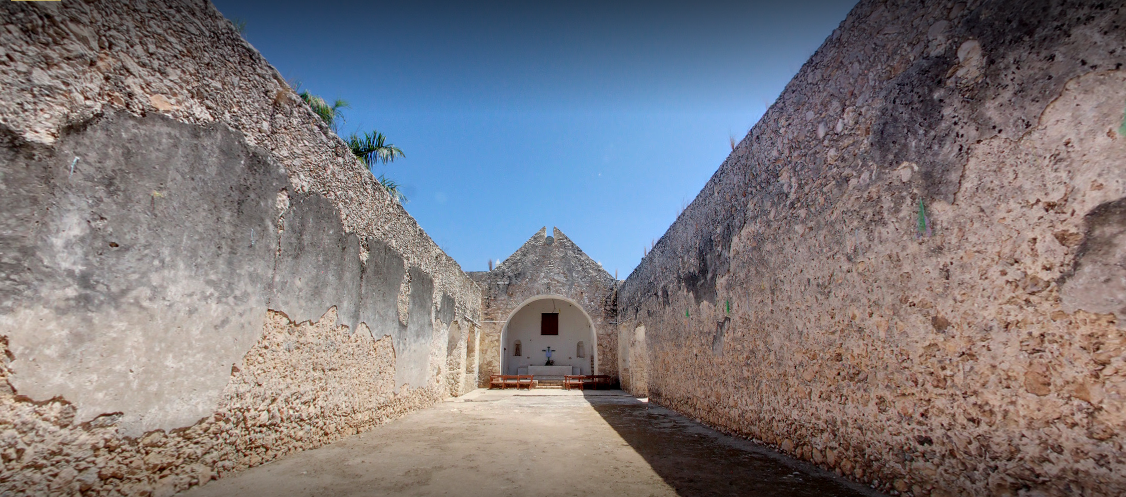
[[180, 389, 884, 497]]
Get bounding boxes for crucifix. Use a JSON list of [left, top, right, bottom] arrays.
[[542, 346, 555, 366]]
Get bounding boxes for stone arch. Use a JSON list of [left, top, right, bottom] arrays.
[[500, 294, 598, 376]]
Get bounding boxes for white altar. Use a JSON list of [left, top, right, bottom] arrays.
[[526, 365, 579, 379]]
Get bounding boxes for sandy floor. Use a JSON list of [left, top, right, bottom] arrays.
[[180, 389, 884, 497]]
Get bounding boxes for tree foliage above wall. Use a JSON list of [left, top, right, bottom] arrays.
[[297, 86, 407, 204]]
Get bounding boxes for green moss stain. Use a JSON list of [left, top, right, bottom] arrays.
[[1119, 98, 1126, 137], [917, 199, 932, 238]]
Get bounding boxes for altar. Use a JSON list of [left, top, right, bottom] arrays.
[[518, 365, 579, 380], [528, 365, 576, 377]]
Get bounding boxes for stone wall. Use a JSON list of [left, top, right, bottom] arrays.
[[617, 324, 648, 396], [0, 0, 481, 494], [618, 1, 1126, 495], [469, 228, 619, 385]]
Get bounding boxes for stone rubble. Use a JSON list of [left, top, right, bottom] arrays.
[[0, 1, 481, 495], [1, 310, 444, 496], [2, 0, 1125, 496], [617, 1, 1126, 495]]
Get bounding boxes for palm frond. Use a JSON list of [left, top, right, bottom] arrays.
[[298, 91, 348, 132], [347, 131, 404, 168], [378, 174, 407, 204]]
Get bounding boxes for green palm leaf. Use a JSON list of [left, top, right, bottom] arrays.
[[298, 91, 348, 132], [347, 132, 407, 204], [346, 131, 405, 167], [378, 174, 408, 205], [295, 88, 406, 205]]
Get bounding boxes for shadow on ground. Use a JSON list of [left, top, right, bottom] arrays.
[[584, 391, 884, 497]]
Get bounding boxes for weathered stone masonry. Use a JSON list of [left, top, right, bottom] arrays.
[[3, 0, 1126, 496], [618, 1, 1126, 496], [469, 227, 619, 386], [0, 1, 480, 495]]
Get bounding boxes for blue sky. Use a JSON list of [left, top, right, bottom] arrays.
[[212, 0, 858, 277]]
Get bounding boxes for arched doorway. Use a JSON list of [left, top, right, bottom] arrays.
[[500, 295, 597, 376]]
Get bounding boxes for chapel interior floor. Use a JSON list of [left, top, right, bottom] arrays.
[[179, 389, 886, 497]]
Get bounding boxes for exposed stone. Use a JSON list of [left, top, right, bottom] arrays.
[[148, 94, 175, 111], [931, 315, 952, 332], [2, 0, 1124, 495], [952, 39, 983, 84], [616, 1, 1126, 495], [1023, 361, 1052, 396], [0, 1, 481, 495], [1061, 197, 1126, 327]]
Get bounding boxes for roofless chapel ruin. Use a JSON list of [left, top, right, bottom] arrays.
[[1, 0, 1124, 495]]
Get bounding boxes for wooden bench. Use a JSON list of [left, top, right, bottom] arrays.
[[490, 374, 535, 390], [490, 374, 516, 389], [563, 375, 586, 390], [589, 375, 613, 390], [517, 375, 535, 390], [563, 374, 614, 390]]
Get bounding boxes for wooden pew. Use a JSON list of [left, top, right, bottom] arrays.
[[590, 375, 613, 390], [517, 374, 535, 390], [490, 374, 519, 389], [489, 374, 505, 389], [563, 375, 585, 390], [564, 375, 614, 390], [490, 374, 536, 389]]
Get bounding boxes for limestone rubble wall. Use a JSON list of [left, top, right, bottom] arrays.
[[617, 1, 1126, 495], [0, 0, 481, 495], [617, 324, 647, 397]]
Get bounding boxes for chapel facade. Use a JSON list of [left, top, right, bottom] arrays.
[[467, 227, 619, 387]]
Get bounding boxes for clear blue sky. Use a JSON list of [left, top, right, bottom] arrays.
[[212, 0, 858, 277]]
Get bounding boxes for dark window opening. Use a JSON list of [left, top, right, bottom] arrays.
[[541, 313, 559, 335]]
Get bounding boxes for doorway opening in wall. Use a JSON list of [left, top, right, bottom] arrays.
[[500, 295, 597, 377]]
